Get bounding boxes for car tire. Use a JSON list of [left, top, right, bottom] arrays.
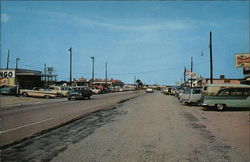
[[216, 104, 226, 111], [22, 92, 29, 97], [197, 100, 202, 106], [44, 95, 50, 99], [68, 98, 71, 101], [87, 96, 91, 99]]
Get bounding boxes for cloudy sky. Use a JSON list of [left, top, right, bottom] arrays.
[[1, 1, 249, 85]]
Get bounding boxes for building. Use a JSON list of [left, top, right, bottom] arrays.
[[0, 68, 57, 89], [196, 75, 241, 87]]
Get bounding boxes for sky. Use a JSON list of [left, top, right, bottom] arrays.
[[1, 1, 249, 85]]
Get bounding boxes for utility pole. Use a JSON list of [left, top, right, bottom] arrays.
[[105, 62, 107, 86], [91, 56, 95, 84], [184, 67, 186, 86], [15, 58, 20, 69], [134, 75, 136, 87], [191, 56, 193, 88], [69, 47, 72, 84], [6, 49, 10, 69], [209, 31, 213, 84], [44, 64, 47, 87]]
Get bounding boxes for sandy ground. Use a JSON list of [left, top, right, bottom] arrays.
[[1, 92, 249, 162]]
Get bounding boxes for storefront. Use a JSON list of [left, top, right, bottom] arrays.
[[0, 68, 57, 89]]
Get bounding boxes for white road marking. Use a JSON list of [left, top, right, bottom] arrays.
[[0, 118, 53, 134]]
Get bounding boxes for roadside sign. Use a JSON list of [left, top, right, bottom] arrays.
[[190, 72, 197, 78], [185, 69, 191, 76], [235, 53, 250, 68]]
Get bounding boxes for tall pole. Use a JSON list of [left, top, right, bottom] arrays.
[[134, 75, 136, 87], [105, 62, 107, 86], [191, 56, 193, 88], [209, 31, 213, 84], [91, 56, 95, 84], [184, 67, 186, 86], [44, 64, 47, 87], [6, 49, 10, 69], [69, 47, 72, 83], [16, 58, 20, 69]]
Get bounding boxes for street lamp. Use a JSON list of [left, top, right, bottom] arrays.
[[91, 56, 95, 84], [16, 58, 20, 69]]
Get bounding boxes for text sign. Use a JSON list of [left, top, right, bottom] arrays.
[[235, 53, 250, 68], [0, 70, 16, 78]]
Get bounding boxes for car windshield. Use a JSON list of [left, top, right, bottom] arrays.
[[183, 89, 191, 94]]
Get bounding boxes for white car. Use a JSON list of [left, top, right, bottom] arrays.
[[146, 88, 153, 93], [91, 87, 101, 94]]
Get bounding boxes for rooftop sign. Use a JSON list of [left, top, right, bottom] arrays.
[[235, 53, 250, 68]]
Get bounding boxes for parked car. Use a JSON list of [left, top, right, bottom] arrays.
[[146, 88, 153, 93], [179, 88, 191, 103], [202, 87, 250, 110], [0, 85, 18, 95], [48, 85, 69, 97], [188, 88, 202, 105], [91, 87, 101, 94], [19, 87, 60, 98], [67, 86, 92, 100], [202, 83, 250, 97]]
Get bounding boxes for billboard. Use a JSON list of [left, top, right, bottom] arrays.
[[235, 53, 250, 68]]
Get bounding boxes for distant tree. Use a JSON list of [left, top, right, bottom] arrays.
[[136, 79, 143, 88]]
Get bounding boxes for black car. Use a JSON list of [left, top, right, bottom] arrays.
[[67, 86, 93, 100]]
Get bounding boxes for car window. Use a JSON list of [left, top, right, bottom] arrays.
[[243, 89, 250, 96], [221, 90, 230, 96], [192, 89, 201, 94], [231, 89, 243, 96], [183, 89, 191, 94], [203, 86, 207, 91]]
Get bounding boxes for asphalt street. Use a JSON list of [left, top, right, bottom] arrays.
[[0, 91, 138, 147], [1, 91, 250, 162]]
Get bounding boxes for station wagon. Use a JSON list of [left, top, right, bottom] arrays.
[[202, 87, 250, 110]]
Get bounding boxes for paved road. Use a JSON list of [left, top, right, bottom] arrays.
[[0, 91, 139, 147], [1, 92, 250, 161]]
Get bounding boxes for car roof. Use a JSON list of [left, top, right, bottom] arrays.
[[204, 83, 250, 87]]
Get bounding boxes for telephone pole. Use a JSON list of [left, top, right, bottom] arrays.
[[6, 49, 10, 69], [44, 64, 47, 87], [209, 31, 213, 84], [105, 62, 107, 86], [16, 58, 20, 69], [191, 56, 193, 88], [184, 67, 186, 86], [69, 47, 72, 83], [91, 56, 95, 84]]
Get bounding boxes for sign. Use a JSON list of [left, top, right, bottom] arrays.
[[0, 77, 8, 86], [190, 72, 197, 78], [0, 70, 16, 78], [235, 53, 250, 68], [185, 69, 191, 76]]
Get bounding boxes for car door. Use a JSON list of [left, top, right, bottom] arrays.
[[190, 89, 202, 102]]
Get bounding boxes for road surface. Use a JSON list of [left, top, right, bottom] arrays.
[[0, 91, 138, 147], [1, 92, 250, 161]]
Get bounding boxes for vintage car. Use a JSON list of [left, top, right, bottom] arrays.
[[188, 88, 202, 105], [0, 85, 18, 95], [48, 85, 69, 97], [90, 87, 101, 94], [19, 87, 61, 98], [67, 86, 93, 100], [146, 88, 153, 93], [202, 83, 250, 96], [179, 88, 191, 103], [202, 87, 250, 110]]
